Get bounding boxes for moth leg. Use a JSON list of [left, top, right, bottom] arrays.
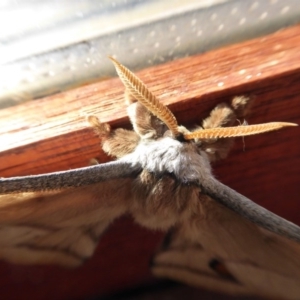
[[230, 95, 254, 119], [202, 96, 252, 132], [198, 96, 253, 162], [87, 115, 111, 138], [87, 115, 140, 158], [88, 158, 99, 166], [125, 90, 166, 139], [202, 103, 237, 129]]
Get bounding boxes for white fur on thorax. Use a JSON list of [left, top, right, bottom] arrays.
[[123, 137, 213, 184]]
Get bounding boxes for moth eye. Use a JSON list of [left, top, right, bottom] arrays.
[[209, 259, 235, 281]]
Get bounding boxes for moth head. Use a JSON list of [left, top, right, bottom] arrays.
[[109, 57, 297, 144]]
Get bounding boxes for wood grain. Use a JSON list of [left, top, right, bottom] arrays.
[[0, 25, 299, 300], [1, 25, 300, 176]]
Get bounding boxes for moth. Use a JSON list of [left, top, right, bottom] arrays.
[[0, 57, 299, 299]]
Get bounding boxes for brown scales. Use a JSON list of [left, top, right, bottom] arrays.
[[0, 57, 299, 299]]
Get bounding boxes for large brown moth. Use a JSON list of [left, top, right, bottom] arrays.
[[0, 57, 299, 299]]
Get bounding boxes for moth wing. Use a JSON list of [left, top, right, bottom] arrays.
[[0, 177, 132, 267], [152, 194, 300, 299]]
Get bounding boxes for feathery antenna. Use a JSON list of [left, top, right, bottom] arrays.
[[109, 56, 179, 136], [109, 57, 297, 140], [184, 122, 297, 140]]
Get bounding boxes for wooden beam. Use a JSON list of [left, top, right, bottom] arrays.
[[1, 25, 300, 176]]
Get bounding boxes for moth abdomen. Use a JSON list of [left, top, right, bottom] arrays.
[[130, 170, 200, 231]]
